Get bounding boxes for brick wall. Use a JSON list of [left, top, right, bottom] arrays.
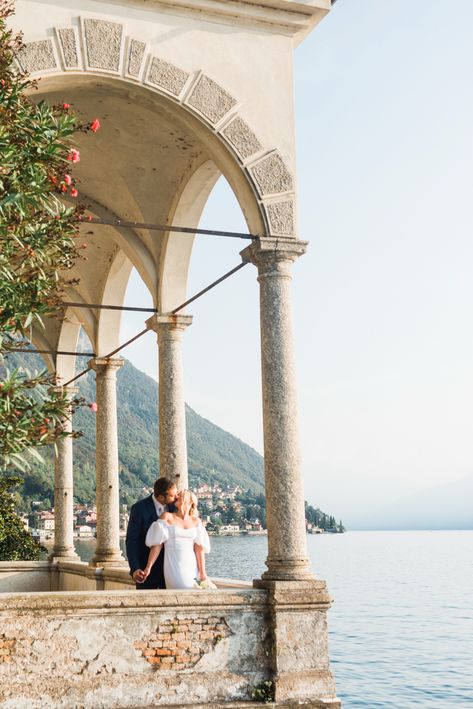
[[134, 616, 231, 669], [0, 635, 15, 664]]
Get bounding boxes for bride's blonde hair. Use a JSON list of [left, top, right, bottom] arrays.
[[181, 489, 199, 519]]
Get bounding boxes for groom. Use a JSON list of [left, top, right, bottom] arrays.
[[126, 477, 178, 589]]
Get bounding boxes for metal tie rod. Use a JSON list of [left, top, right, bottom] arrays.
[[7, 348, 96, 357], [87, 217, 256, 241], [61, 302, 157, 313], [59, 260, 248, 387], [172, 262, 248, 314]]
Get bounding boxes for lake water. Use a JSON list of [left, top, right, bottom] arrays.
[[76, 531, 473, 708]]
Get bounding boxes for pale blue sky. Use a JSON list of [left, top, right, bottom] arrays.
[[121, 0, 473, 527]]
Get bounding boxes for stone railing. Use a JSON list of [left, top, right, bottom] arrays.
[[0, 561, 252, 593], [0, 585, 270, 707], [0, 562, 339, 708]]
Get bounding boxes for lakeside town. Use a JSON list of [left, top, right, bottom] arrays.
[[22, 483, 345, 541]]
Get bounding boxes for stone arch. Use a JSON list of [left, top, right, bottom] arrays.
[[159, 160, 221, 312], [55, 310, 82, 383], [17, 18, 296, 240], [96, 249, 134, 356], [29, 327, 56, 374]]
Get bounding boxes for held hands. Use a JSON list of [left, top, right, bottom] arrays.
[[132, 569, 146, 583]]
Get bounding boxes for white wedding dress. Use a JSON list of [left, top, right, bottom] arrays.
[[145, 519, 211, 589]]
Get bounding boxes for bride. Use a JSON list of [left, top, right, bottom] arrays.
[[143, 489, 211, 589]]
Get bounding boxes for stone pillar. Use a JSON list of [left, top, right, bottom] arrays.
[[241, 238, 340, 707], [89, 358, 126, 567], [50, 387, 79, 561], [146, 314, 192, 489], [241, 237, 311, 581]]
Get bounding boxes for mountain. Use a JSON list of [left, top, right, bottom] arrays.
[[2, 350, 265, 506], [356, 473, 473, 530]]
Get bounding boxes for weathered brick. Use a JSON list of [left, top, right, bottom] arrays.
[[175, 655, 191, 663], [171, 632, 186, 641], [161, 656, 175, 664], [0, 649, 10, 656], [156, 648, 172, 656], [133, 641, 147, 650], [199, 631, 213, 640], [147, 656, 161, 665], [177, 641, 191, 649], [177, 624, 189, 632], [149, 641, 163, 649], [157, 633, 171, 640], [216, 624, 227, 632], [2, 656, 11, 663], [143, 647, 156, 657], [191, 624, 202, 632]]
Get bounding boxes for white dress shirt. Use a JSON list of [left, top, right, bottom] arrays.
[[152, 495, 167, 518]]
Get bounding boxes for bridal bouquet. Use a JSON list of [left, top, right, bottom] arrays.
[[193, 578, 217, 590]]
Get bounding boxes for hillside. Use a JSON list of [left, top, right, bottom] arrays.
[[2, 350, 265, 506]]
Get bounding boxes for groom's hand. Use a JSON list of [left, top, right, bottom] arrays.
[[132, 569, 146, 583]]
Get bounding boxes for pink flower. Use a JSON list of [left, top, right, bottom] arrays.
[[70, 187, 78, 198], [67, 148, 80, 164], [89, 402, 98, 412], [62, 102, 70, 109], [90, 118, 101, 133], [64, 174, 72, 186]]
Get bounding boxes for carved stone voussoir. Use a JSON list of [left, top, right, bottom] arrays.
[[126, 39, 146, 78], [250, 152, 294, 197], [187, 74, 237, 125], [83, 18, 123, 72], [265, 200, 295, 237], [146, 56, 190, 96], [17, 39, 57, 74], [56, 28, 79, 69], [221, 115, 262, 161]]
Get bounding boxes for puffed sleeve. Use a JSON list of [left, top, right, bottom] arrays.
[[194, 522, 211, 553], [145, 520, 169, 547]]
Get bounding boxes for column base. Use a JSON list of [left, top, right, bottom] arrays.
[[49, 549, 79, 563], [253, 578, 339, 707], [261, 557, 314, 581], [89, 552, 127, 569]]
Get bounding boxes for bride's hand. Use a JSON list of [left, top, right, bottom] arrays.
[[199, 572, 208, 581]]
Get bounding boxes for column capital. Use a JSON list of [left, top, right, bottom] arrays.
[[240, 237, 307, 271], [88, 357, 124, 374], [145, 313, 193, 334], [51, 385, 78, 397]]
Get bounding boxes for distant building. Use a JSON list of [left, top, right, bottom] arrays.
[[37, 512, 55, 532]]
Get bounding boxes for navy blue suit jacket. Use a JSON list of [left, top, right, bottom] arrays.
[[126, 495, 164, 589]]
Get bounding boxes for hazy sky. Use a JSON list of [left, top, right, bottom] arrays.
[[120, 0, 473, 527]]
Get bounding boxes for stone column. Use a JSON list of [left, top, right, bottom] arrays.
[[89, 358, 126, 567], [50, 387, 79, 561], [241, 237, 311, 581], [146, 314, 192, 489]]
